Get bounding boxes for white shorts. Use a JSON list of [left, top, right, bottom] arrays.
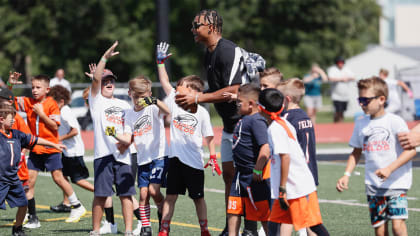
[[303, 96, 322, 109]]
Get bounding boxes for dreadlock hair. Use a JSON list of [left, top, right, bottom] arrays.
[[196, 9, 223, 33]]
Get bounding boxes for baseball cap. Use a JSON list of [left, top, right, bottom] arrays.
[[0, 87, 14, 101], [102, 69, 117, 80], [335, 56, 345, 64]]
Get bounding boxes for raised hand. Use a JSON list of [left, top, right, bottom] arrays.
[[8, 71, 23, 85], [84, 63, 97, 79], [137, 96, 157, 108], [156, 42, 172, 64], [103, 41, 120, 60]]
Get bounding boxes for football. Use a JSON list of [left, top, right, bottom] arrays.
[[176, 86, 198, 113]]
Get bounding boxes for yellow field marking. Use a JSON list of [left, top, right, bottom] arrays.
[[1, 204, 222, 232]]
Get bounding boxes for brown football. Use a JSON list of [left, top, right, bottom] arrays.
[[175, 86, 198, 113]]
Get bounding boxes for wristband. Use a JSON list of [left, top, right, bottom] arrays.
[[157, 63, 165, 67], [101, 57, 108, 63], [344, 171, 351, 177], [6, 81, 13, 87], [253, 169, 262, 175], [279, 186, 286, 193], [195, 94, 199, 104]]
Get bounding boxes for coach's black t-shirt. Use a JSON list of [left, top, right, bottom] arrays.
[[283, 109, 319, 185], [204, 38, 243, 133]]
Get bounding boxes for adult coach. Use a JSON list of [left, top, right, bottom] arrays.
[[175, 9, 250, 235], [327, 56, 355, 123], [50, 68, 72, 92]]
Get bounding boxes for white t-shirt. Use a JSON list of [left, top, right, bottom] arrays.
[[349, 113, 411, 189], [50, 77, 72, 92], [89, 90, 132, 165], [268, 120, 316, 200], [327, 66, 355, 102], [385, 79, 401, 113], [165, 89, 214, 170], [59, 105, 85, 157], [124, 106, 166, 166]]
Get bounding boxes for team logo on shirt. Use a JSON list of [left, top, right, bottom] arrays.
[[173, 114, 197, 135], [362, 126, 391, 152], [104, 106, 124, 125], [232, 119, 242, 149], [133, 115, 152, 137]]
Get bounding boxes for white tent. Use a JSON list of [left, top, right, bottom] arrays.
[[327, 46, 420, 119]]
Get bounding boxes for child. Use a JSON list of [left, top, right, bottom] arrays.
[[108, 76, 170, 236], [259, 67, 283, 90], [258, 88, 328, 236], [47, 85, 94, 212], [0, 103, 65, 236], [156, 42, 216, 236], [8, 73, 86, 228], [336, 77, 416, 235], [227, 83, 271, 236], [89, 41, 135, 236]]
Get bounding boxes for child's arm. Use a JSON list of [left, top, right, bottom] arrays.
[[253, 144, 270, 182], [156, 42, 173, 96], [397, 80, 413, 98], [104, 126, 132, 145], [59, 127, 78, 141], [156, 99, 170, 116], [205, 136, 216, 156], [336, 148, 362, 192], [92, 41, 119, 98], [33, 103, 59, 131], [203, 135, 222, 176], [36, 137, 66, 151], [279, 153, 290, 189], [375, 149, 417, 180]]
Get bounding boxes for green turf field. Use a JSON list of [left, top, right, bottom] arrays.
[[2, 161, 420, 235]]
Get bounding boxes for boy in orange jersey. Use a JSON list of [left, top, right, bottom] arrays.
[[7, 72, 86, 228]]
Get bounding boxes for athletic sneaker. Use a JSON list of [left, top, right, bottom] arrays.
[[12, 225, 27, 236], [50, 202, 71, 212], [133, 220, 142, 236], [65, 204, 87, 223], [218, 227, 228, 236], [241, 229, 258, 236], [100, 220, 118, 234], [125, 231, 134, 236], [140, 226, 152, 236], [89, 231, 100, 236], [23, 214, 40, 229]]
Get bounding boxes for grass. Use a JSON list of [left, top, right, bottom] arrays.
[[2, 161, 420, 235]]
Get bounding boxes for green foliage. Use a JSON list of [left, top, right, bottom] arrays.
[[0, 0, 381, 84]]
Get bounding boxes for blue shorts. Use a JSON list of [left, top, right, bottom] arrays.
[[62, 155, 89, 183], [367, 194, 408, 228], [94, 155, 136, 197], [138, 156, 168, 188], [221, 131, 233, 163], [0, 182, 27, 209], [28, 152, 62, 172]]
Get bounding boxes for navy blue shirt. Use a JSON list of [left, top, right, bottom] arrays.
[[232, 113, 268, 173], [284, 109, 319, 185], [0, 129, 37, 184]]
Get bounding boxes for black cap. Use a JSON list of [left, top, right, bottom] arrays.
[[0, 87, 14, 101], [335, 56, 345, 64]]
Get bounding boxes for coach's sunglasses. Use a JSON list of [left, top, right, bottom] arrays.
[[358, 96, 379, 106], [192, 21, 209, 30]]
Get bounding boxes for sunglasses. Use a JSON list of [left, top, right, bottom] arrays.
[[192, 21, 208, 30], [358, 96, 379, 106], [101, 79, 115, 86]]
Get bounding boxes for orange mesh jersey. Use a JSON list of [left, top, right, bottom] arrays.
[[12, 113, 31, 181], [15, 96, 61, 154]]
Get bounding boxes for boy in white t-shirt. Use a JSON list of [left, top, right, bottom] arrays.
[[156, 42, 216, 236], [258, 88, 328, 236], [108, 76, 170, 236], [88, 42, 136, 236], [47, 85, 94, 212], [336, 77, 416, 235]]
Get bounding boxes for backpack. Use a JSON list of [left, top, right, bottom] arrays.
[[239, 48, 266, 84]]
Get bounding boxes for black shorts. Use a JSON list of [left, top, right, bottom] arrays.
[[62, 154, 90, 183], [131, 153, 137, 181], [333, 100, 348, 113], [166, 157, 204, 199]]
